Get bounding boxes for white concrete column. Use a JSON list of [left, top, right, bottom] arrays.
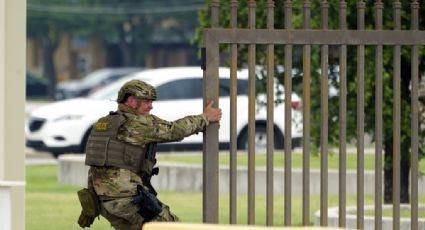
[[0, 187, 12, 230], [0, 181, 25, 230], [0, 0, 26, 230]]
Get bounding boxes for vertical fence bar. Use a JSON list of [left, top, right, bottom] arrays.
[[392, 1, 401, 229], [210, 0, 219, 29], [319, 0, 329, 226], [203, 0, 220, 223], [284, 0, 293, 226], [410, 1, 419, 229], [247, 0, 256, 225], [338, 1, 347, 227], [266, 0, 275, 226], [356, 1, 365, 229], [302, 0, 311, 225], [374, 1, 384, 229], [229, 0, 238, 225]]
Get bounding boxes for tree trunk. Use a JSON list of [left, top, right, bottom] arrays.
[[384, 143, 393, 204], [42, 37, 57, 100], [120, 40, 132, 66], [119, 23, 134, 66], [400, 158, 410, 203], [383, 139, 410, 203]]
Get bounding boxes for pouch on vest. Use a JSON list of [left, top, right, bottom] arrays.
[[77, 188, 100, 228], [78, 188, 100, 217]]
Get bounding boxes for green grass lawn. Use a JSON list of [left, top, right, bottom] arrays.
[[26, 165, 112, 230], [157, 151, 425, 171], [27, 164, 425, 229]]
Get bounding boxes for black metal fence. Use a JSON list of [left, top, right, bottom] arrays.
[[202, 1, 424, 229]]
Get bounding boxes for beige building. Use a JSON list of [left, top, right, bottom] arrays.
[[27, 32, 199, 81], [27, 34, 107, 81]]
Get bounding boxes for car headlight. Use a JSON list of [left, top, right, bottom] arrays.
[[53, 114, 84, 122]]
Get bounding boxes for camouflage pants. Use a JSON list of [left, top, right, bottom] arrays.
[[100, 197, 179, 230]]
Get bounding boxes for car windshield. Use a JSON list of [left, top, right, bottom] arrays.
[[81, 69, 113, 86], [88, 74, 153, 101], [88, 77, 130, 101]]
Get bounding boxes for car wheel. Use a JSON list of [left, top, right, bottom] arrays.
[[237, 124, 284, 151], [51, 152, 61, 158]]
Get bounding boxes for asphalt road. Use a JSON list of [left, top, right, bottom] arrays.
[[25, 148, 57, 165]]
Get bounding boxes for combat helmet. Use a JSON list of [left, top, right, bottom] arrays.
[[117, 80, 157, 103]]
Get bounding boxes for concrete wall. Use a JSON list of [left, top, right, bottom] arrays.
[[58, 154, 425, 196], [0, 0, 26, 229], [315, 205, 425, 230]]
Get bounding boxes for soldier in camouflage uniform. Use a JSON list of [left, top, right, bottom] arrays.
[[78, 80, 222, 230]]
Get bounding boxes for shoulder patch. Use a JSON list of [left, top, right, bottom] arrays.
[[94, 121, 109, 131]]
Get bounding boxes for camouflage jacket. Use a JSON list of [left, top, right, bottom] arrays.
[[88, 103, 209, 197]]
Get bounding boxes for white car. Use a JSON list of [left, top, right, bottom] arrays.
[[26, 66, 302, 157]]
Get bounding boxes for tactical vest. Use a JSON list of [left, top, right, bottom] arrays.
[[85, 111, 156, 176]]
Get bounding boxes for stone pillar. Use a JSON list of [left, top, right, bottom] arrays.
[[0, 0, 26, 229]]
